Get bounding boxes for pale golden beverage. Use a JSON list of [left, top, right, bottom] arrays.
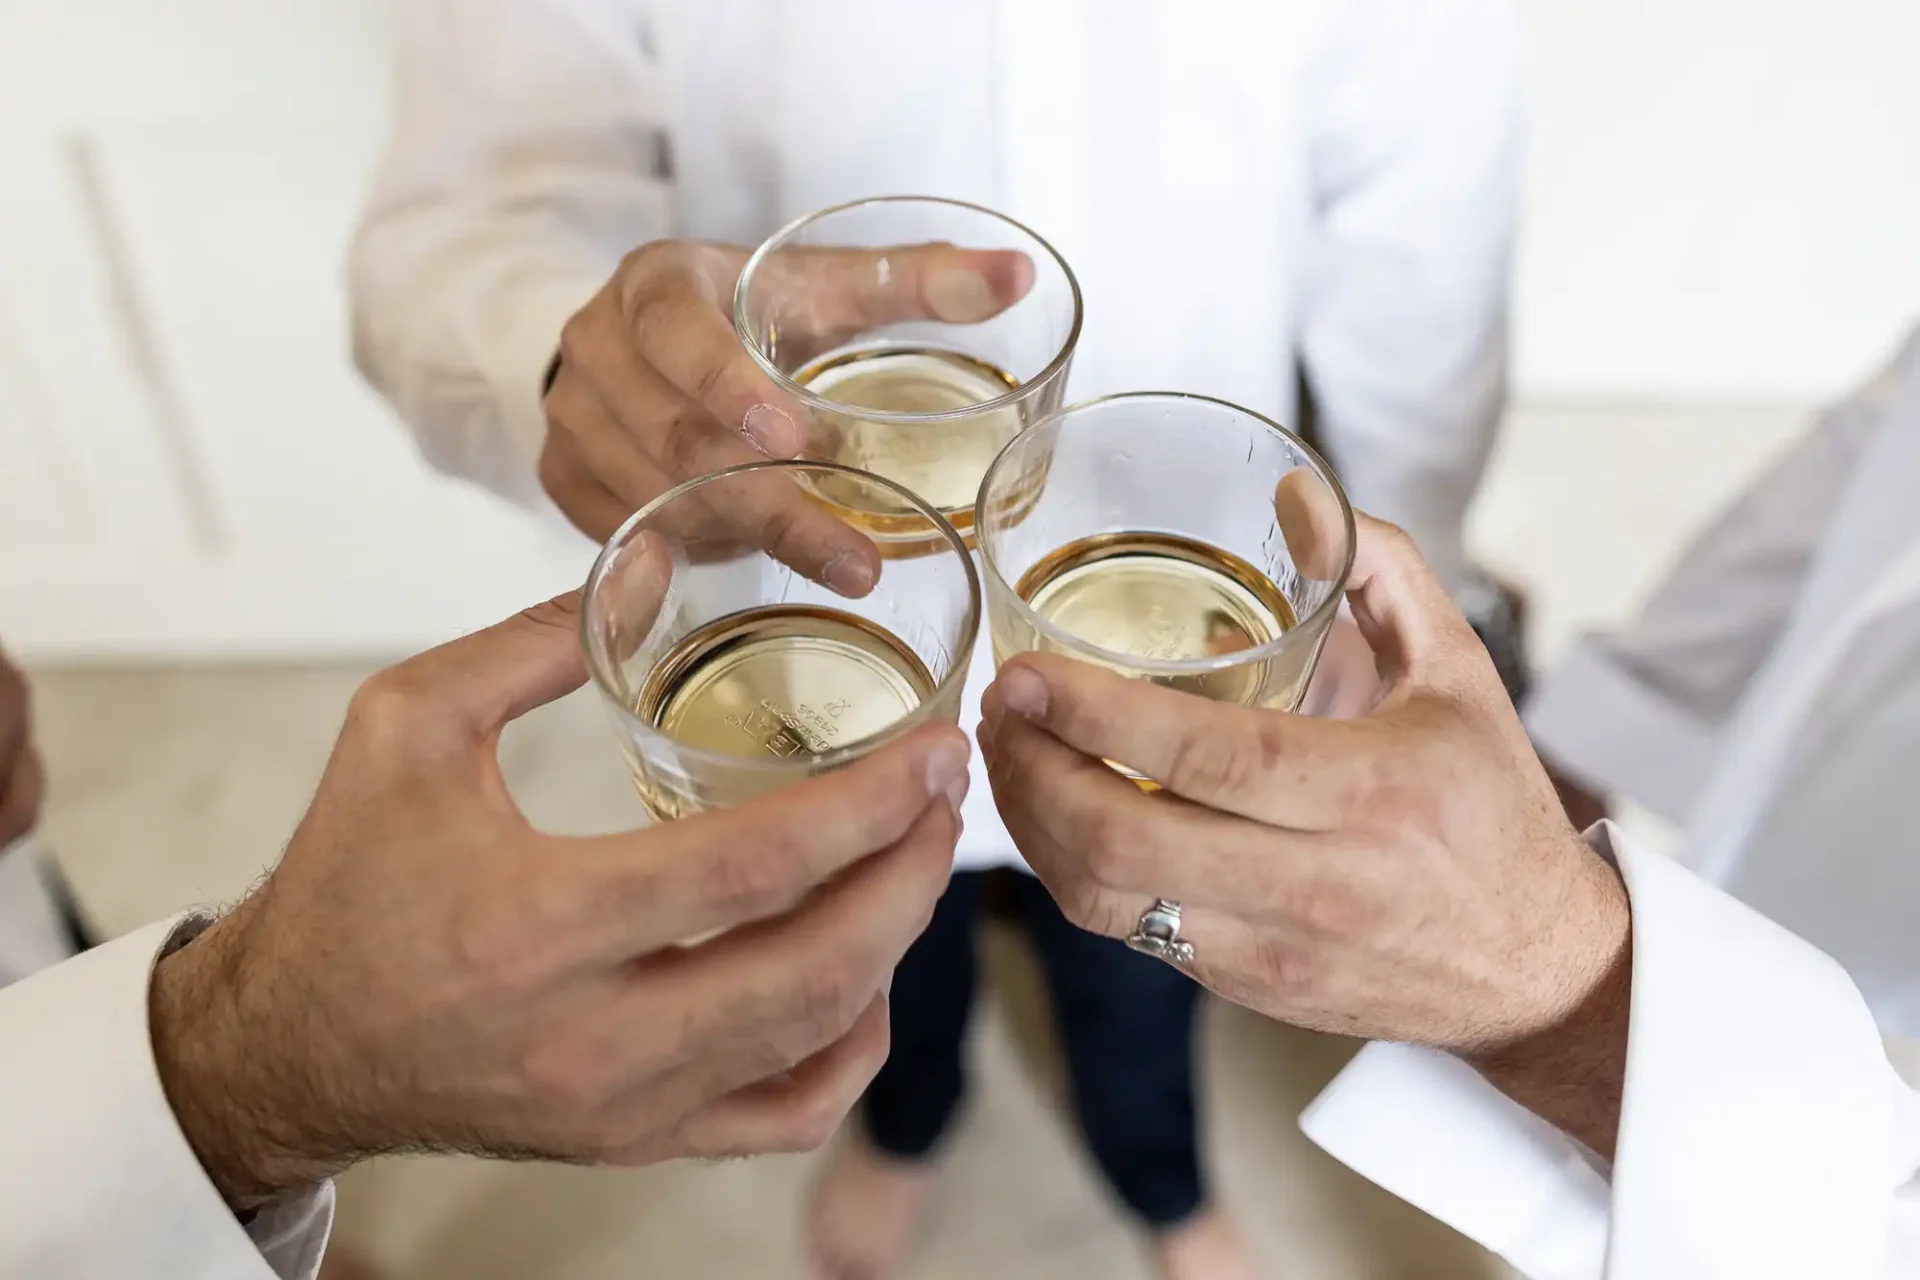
[[796, 346, 1022, 550], [999, 532, 1304, 790], [631, 605, 935, 819]]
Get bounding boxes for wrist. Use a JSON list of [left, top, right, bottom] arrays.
[[149, 906, 343, 1211], [1468, 851, 1633, 1157]]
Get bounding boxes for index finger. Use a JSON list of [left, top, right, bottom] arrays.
[[982, 653, 1377, 831], [570, 723, 971, 957]]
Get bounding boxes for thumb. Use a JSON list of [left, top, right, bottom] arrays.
[[397, 591, 589, 736], [1341, 512, 1471, 688], [779, 242, 1036, 331]]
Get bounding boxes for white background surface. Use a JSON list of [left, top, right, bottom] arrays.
[[1, 0, 1916, 660]]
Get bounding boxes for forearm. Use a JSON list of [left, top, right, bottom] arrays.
[[149, 906, 341, 1213], [0, 918, 333, 1279], [1469, 927, 1631, 1162]]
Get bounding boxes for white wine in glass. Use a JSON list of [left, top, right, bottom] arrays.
[[734, 196, 1082, 557], [977, 392, 1354, 791], [584, 461, 980, 822], [796, 345, 1021, 542]]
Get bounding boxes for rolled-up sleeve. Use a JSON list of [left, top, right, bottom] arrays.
[[350, 0, 669, 507], [0, 919, 334, 1280], [1302, 826, 1920, 1279]]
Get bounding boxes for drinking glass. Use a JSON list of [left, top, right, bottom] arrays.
[[976, 391, 1355, 776], [583, 460, 980, 821], [734, 195, 1081, 556]]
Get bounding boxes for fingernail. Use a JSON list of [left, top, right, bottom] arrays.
[[997, 666, 1048, 720], [741, 403, 798, 456], [925, 267, 999, 323], [925, 738, 970, 799], [823, 551, 875, 597], [944, 771, 970, 815]]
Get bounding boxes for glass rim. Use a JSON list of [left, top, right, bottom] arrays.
[[581, 458, 982, 775], [731, 194, 1085, 426], [974, 391, 1358, 677]]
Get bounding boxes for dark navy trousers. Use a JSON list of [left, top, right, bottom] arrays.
[[859, 870, 1205, 1227]]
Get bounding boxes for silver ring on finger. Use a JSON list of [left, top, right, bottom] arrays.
[[1126, 898, 1194, 965]]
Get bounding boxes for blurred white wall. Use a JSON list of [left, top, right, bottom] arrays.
[[1, 0, 1915, 660], [1515, 0, 1920, 400]]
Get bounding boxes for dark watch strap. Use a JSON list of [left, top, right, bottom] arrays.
[[1457, 573, 1533, 709]]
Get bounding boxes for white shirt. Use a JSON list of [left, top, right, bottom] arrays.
[[0, 918, 333, 1280], [349, 0, 1519, 871], [1305, 329, 1920, 1275]]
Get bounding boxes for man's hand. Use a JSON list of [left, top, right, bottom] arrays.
[[980, 510, 1632, 1155], [149, 592, 971, 1211], [540, 237, 1032, 586], [0, 646, 43, 849]]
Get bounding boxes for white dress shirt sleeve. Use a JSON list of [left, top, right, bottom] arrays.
[[1526, 328, 1920, 821], [1301, 825, 1920, 1279], [0, 918, 334, 1280], [350, 0, 666, 508], [1296, 0, 1520, 596]]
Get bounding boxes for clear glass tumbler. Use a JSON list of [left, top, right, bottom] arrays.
[[734, 195, 1081, 556], [583, 460, 980, 821], [976, 391, 1356, 788]]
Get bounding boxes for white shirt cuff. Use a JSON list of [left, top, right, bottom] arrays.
[[0, 917, 333, 1279], [474, 269, 605, 506], [1303, 824, 1906, 1280], [1525, 641, 1721, 824], [1301, 1041, 1610, 1278]]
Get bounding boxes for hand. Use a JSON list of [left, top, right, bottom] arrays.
[[979, 510, 1632, 1153], [150, 593, 971, 1210], [0, 645, 43, 849], [540, 237, 1032, 585]]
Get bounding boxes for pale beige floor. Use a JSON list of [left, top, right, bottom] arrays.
[[31, 665, 1516, 1280]]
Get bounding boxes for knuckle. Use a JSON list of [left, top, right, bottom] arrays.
[[689, 351, 737, 407], [1248, 713, 1294, 781], [512, 595, 582, 639], [556, 308, 601, 372], [1376, 520, 1418, 559], [1253, 936, 1325, 1003], [755, 505, 802, 558], [699, 836, 803, 922], [1166, 726, 1260, 799], [1057, 876, 1125, 937], [657, 402, 712, 477], [616, 240, 683, 297], [1081, 816, 1142, 891], [344, 666, 438, 748], [793, 954, 868, 1044], [517, 1041, 613, 1129], [1290, 872, 1376, 943], [786, 1097, 848, 1153]]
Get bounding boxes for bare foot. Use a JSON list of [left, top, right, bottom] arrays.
[[1153, 1207, 1263, 1280], [806, 1130, 935, 1280], [316, 1246, 385, 1280]]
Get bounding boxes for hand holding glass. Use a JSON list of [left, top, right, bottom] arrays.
[[977, 392, 1355, 786]]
